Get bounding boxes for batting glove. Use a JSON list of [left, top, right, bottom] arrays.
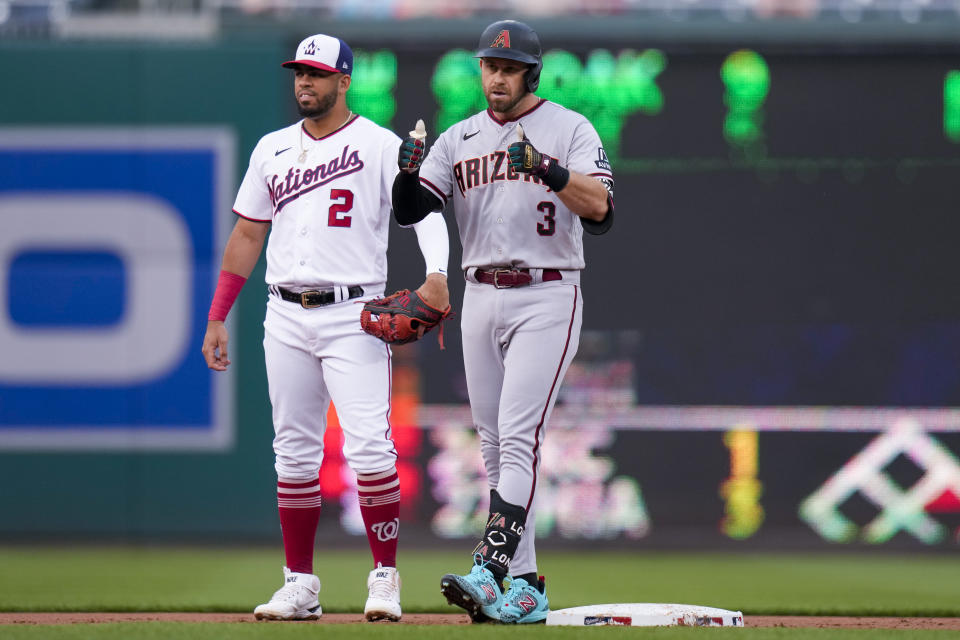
[[507, 140, 570, 192], [508, 140, 546, 174], [398, 137, 425, 173]]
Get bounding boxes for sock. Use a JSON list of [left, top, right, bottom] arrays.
[[513, 572, 543, 592], [473, 489, 527, 583], [357, 467, 401, 568], [277, 477, 322, 575]]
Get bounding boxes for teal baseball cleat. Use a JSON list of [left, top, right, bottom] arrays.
[[499, 576, 549, 624], [440, 556, 504, 623]]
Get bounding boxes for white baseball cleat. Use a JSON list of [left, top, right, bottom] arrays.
[[253, 566, 322, 621], [364, 565, 402, 621]]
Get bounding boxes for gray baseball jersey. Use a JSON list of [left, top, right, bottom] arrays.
[[418, 99, 613, 271], [417, 98, 611, 578]]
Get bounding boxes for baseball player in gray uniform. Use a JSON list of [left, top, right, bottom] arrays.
[[392, 19, 613, 624], [201, 33, 450, 622]]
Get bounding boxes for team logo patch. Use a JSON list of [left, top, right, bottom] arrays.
[[371, 518, 399, 542], [304, 40, 317, 55], [490, 30, 511, 48], [594, 148, 611, 171]]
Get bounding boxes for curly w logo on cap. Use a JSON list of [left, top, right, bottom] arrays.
[[282, 34, 353, 75]]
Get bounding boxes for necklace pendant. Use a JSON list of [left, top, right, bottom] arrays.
[[297, 149, 308, 163]]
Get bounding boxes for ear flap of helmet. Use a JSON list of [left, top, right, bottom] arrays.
[[526, 58, 543, 93]]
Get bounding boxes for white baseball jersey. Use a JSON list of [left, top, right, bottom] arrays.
[[234, 116, 399, 289], [417, 99, 613, 270]]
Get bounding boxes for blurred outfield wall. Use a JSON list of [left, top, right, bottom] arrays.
[[2, 28, 960, 549]]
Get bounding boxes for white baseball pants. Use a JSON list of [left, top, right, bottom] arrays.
[[262, 294, 397, 480]]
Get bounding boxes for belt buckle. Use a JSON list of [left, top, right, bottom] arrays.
[[300, 290, 322, 309], [492, 269, 514, 289]]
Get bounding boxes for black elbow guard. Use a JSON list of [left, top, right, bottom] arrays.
[[582, 196, 614, 235]]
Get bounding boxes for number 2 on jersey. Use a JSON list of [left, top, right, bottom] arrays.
[[537, 201, 556, 236], [328, 189, 354, 227]]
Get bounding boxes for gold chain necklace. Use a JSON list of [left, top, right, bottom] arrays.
[[298, 111, 353, 164]]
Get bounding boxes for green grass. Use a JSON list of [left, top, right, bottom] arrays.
[[2, 547, 960, 639], [1, 546, 959, 618], [2, 626, 960, 640]]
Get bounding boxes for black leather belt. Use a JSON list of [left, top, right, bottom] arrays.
[[276, 285, 364, 308], [474, 268, 562, 289]]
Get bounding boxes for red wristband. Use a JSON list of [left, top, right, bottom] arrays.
[[208, 270, 247, 321]]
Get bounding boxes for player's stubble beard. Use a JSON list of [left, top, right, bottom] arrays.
[[484, 83, 526, 116], [297, 83, 339, 120]]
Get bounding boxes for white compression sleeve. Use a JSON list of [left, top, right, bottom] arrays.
[[412, 211, 449, 277]]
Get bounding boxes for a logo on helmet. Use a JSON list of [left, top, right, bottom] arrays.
[[490, 30, 511, 49], [304, 40, 317, 55]]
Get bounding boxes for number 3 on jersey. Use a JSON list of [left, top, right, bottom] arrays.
[[328, 189, 353, 227], [537, 201, 555, 236]]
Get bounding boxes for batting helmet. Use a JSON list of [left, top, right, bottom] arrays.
[[475, 20, 543, 93]]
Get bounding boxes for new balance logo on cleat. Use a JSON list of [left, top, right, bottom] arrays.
[[499, 577, 549, 624], [517, 594, 537, 612]]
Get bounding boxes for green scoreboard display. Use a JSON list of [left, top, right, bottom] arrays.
[[334, 45, 960, 548], [346, 46, 960, 407]]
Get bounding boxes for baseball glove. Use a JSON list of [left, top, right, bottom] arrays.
[[360, 289, 451, 348]]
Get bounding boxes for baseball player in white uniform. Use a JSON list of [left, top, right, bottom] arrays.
[[392, 20, 613, 624], [201, 33, 450, 623]]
